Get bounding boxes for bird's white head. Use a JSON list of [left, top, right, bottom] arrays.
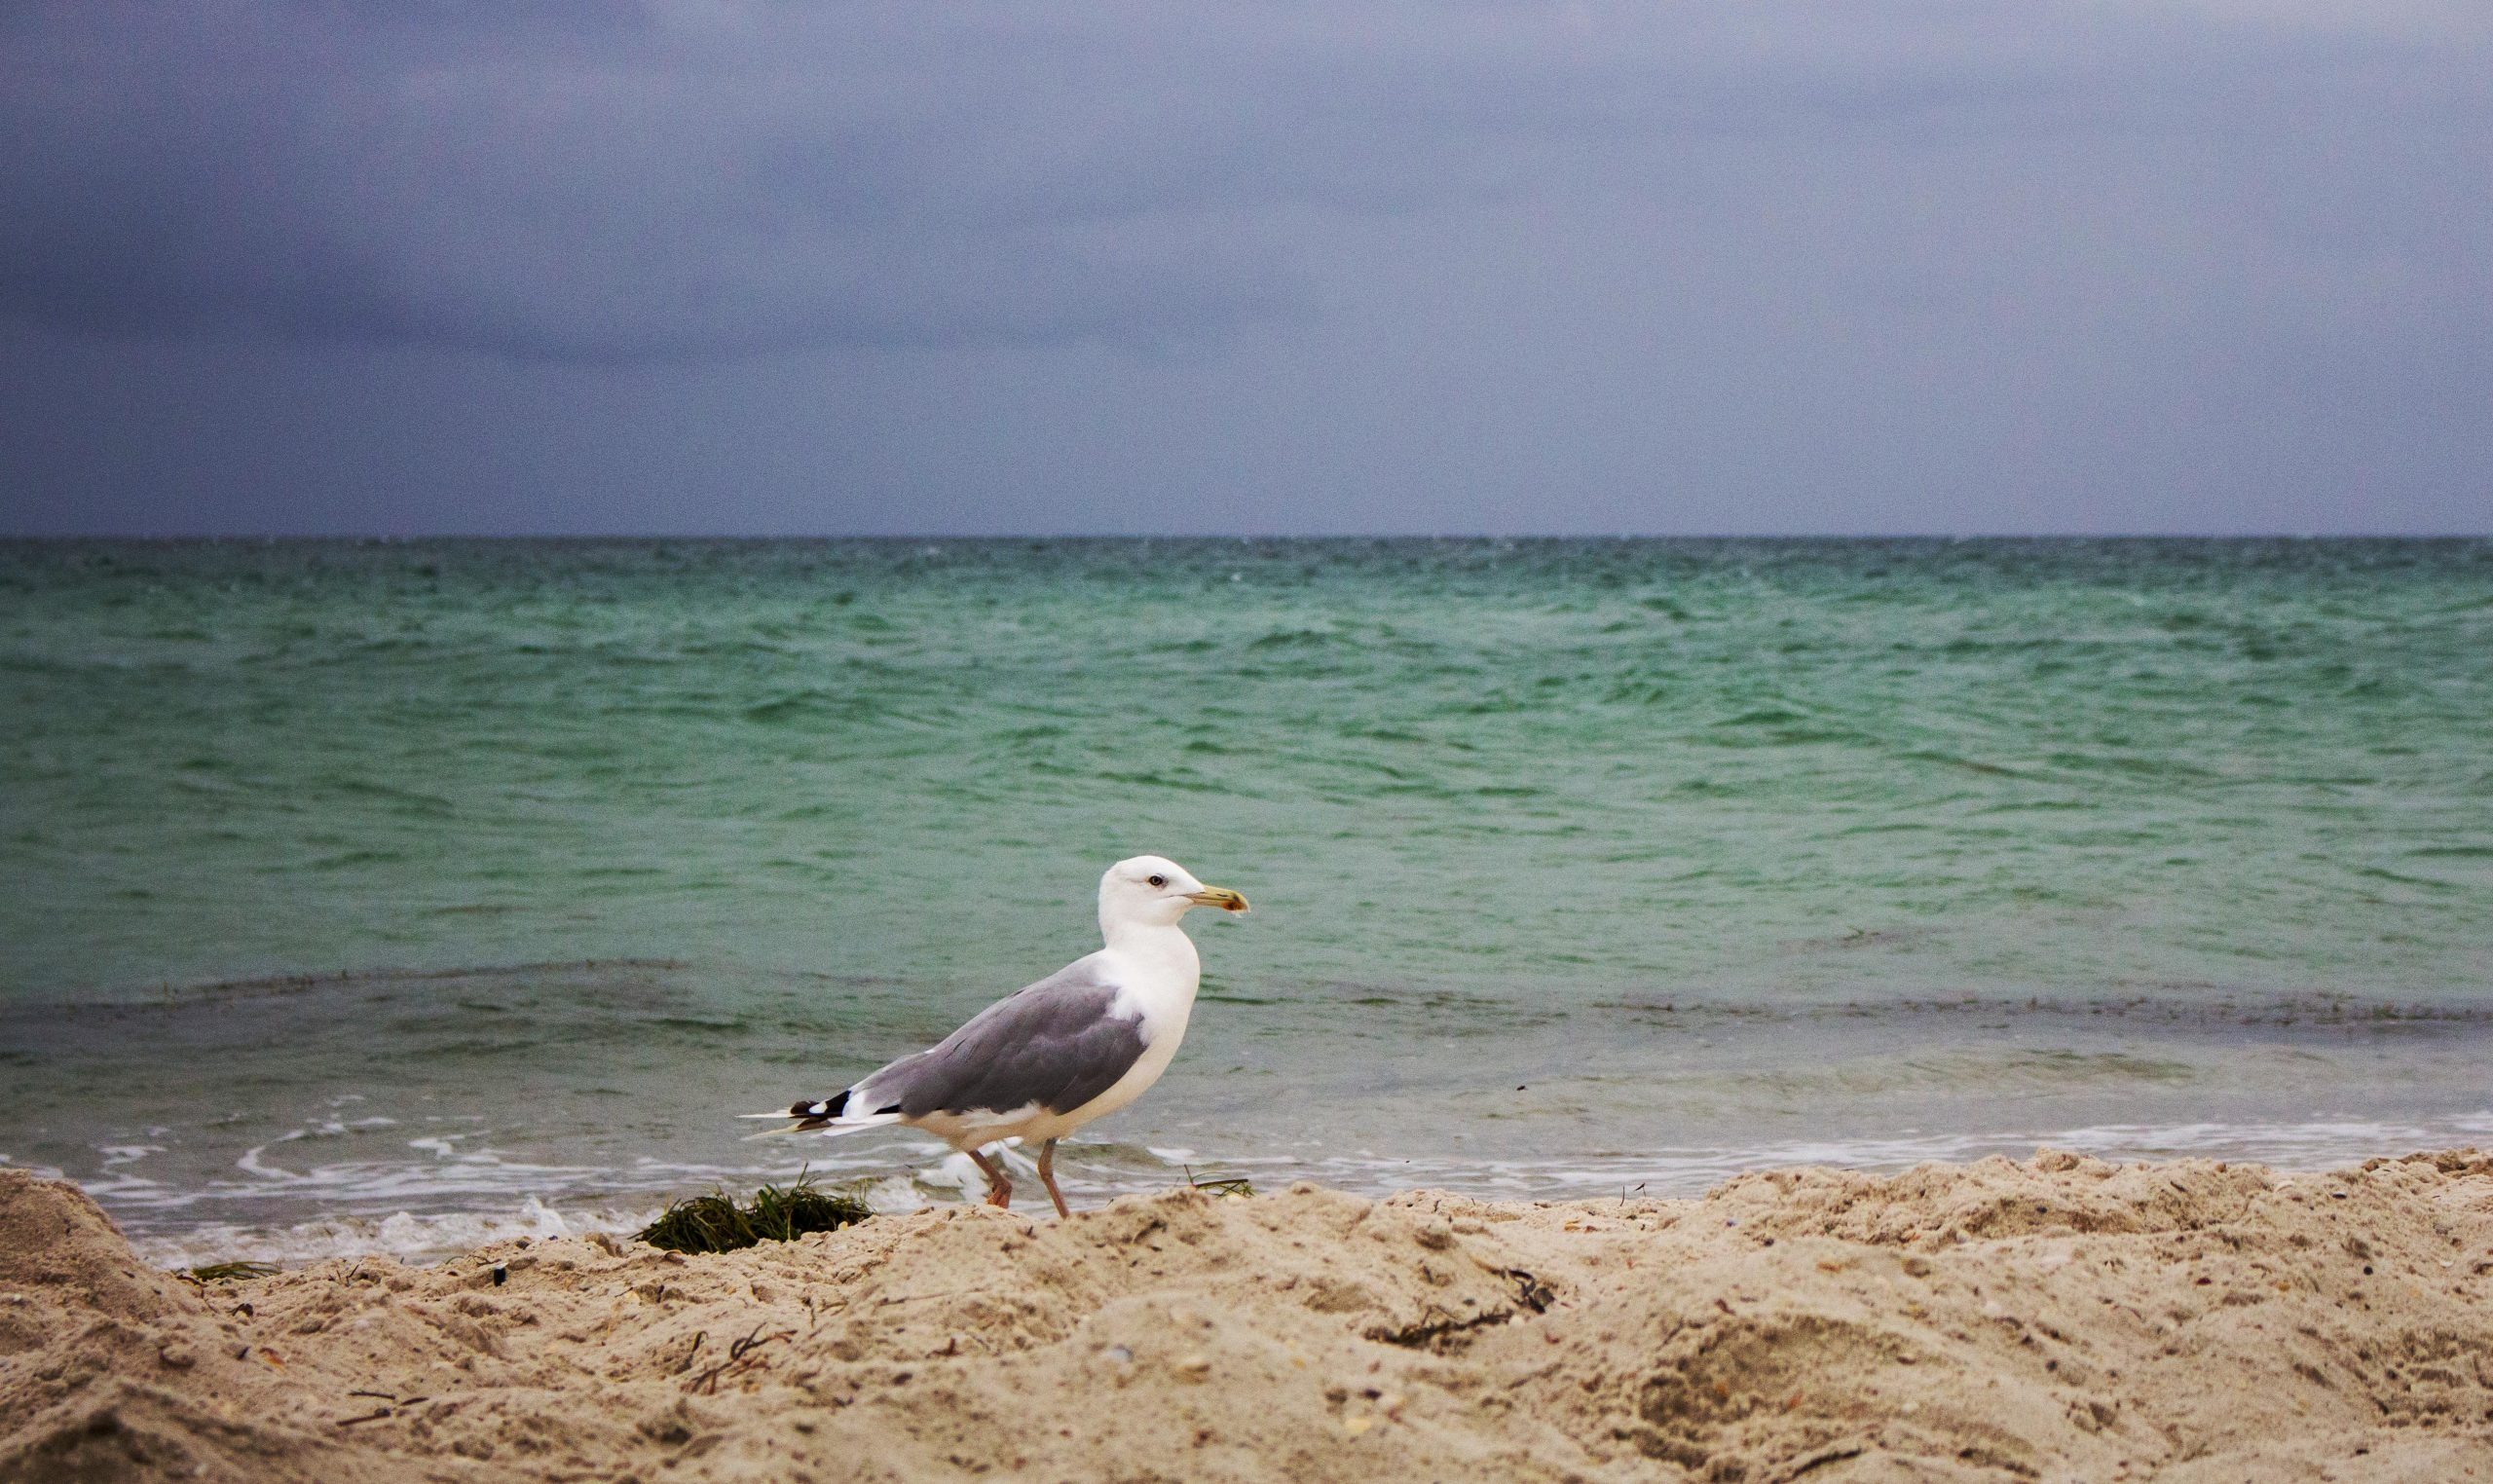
[[1098, 855, 1248, 936]]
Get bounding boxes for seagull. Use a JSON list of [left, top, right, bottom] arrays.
[[743, 855, 1248, 1217]]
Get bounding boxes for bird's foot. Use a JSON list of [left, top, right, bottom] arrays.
[[966, 1146, 1014, 1209]]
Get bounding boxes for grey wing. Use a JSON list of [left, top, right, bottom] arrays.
[[862, 956, 1148, 1120]]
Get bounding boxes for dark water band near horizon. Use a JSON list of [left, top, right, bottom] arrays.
[[4, 538, 2489, 1265]]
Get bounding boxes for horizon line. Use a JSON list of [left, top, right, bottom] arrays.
[[4, 530, 2487, 543]]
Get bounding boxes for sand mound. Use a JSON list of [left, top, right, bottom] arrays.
[[4, 1154, 2491, 1481], [0, 1171, 397, 1484], [0, 1174, 198, 1328]]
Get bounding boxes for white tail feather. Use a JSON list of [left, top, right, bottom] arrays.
[[737, 1111, 907, 1141]]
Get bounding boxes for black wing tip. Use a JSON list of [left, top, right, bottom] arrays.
[[786, 1090, 853, 1124]]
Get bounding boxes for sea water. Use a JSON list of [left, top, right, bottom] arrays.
[[4, 538, 2488, 1263]]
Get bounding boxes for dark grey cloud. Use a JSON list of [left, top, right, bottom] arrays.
[[8, 1, 2478, 365], [0, 2, 1330, 359], [0, 1, 2486, 533]]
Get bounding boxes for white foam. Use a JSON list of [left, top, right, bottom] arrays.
[[859, 1175, 928, 1213], [105, 1138, 967, 1268], [921, 1149, 991, 1196], [130, 1197, 658, 1270]]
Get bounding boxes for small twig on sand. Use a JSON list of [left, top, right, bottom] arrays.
[[686, 1321, 793, 1394], [673, 1330, 708, 1375], [728, 1321, 786, 1363], [181, 1261, 280, 1284], [1182, 1164, 1254, 1199]]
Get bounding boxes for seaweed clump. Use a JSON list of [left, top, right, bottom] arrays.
[[637, 1171, 872, 1254]]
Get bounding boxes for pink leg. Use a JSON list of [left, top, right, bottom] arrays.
[[1037, 1139, 1072, 1219], [966, 1147, 1013, 1208]]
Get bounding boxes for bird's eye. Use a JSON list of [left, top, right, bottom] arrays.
[[1147, 873, 1168, 888]]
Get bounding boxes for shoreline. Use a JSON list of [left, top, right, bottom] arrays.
[[5, 1151, 2491, 1482], [57, 1099, 2493, 1272]]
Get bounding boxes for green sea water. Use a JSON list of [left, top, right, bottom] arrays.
[[4, 538, 2489, 1260]]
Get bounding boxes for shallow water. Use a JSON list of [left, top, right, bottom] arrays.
[[4, 538, 2489, 1261]]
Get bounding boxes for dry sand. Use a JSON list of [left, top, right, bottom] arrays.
[[6, 1151, 2492, 1483]]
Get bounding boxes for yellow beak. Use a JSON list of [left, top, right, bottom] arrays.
[[1186, 885, 1250, 913]]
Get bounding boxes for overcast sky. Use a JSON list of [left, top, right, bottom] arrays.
[[2, 1, 2486, 536]]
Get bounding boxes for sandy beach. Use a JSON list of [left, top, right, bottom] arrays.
[[6, 1151, 2491, 1483]]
